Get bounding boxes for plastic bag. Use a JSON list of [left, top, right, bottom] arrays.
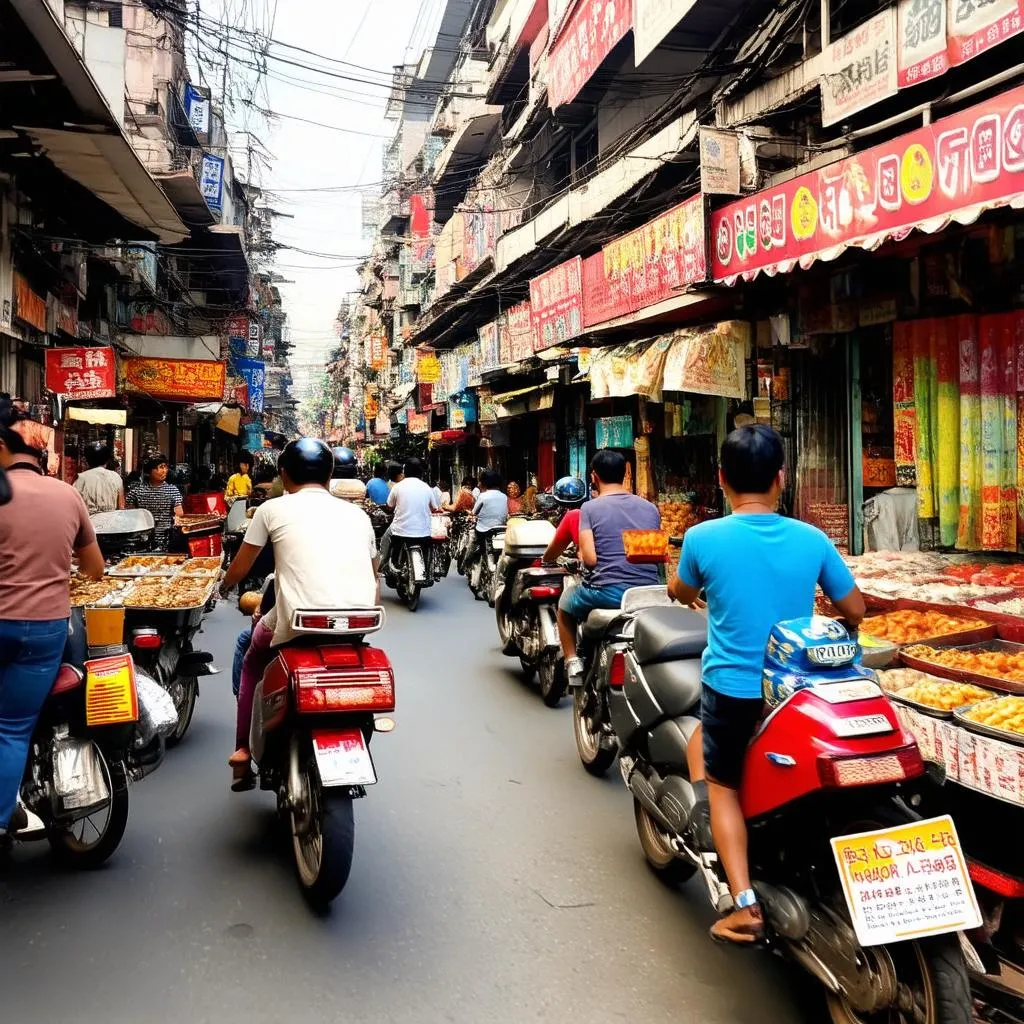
[[430, 514, 449, 540], [136, 670, 178, 740], [52, 735, 109, 813]]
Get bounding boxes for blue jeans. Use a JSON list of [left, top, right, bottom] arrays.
[[558, 583, 629, 621], [0, 618, 69, 828], [232, 626, 252, 698]]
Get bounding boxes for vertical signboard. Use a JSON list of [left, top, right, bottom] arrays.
[[820, 6, 898, 127], [897, 0, 948, 86], [547, 0, 633, 108], [529, 257, 584, 351]]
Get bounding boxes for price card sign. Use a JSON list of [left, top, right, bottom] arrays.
[[831, 814, 981, 947]]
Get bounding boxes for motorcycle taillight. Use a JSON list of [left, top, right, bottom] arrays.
[[816, 744, 924, 788], [294, 648, 396, 713], [608, 651, 626, 689], [526, 585, 562, 600]]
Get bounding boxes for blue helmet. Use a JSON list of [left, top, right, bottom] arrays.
[[553, 476, 587, 506]]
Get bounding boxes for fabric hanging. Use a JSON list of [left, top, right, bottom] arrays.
[[893, 321, 917, 486], [977, 313, 1017, 551]]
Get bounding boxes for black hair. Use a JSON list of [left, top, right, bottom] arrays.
[[374, 464, 388, 480], [387, 461, 403, 483], [403, 457, 423, 479], [143, 451, 169, 475], [461, 476, 475, 489], [84, 442, 112, 469], [236, 452, 252, 472], [720, 425, 785, 494], [590, 449, 627, 485], [0, 393, 36, 457], [479, 468, 501, 490]]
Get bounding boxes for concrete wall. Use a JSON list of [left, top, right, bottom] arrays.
[[64, 4, 127, 126], [117, 335, 223, 361]]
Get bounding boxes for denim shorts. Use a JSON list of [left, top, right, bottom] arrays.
[[558, 583, 629, 620], [701, 685, 765, 789]]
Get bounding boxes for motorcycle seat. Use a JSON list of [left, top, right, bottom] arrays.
[[583, 608, 625, 638], [50, 663, 84, 696], [633, 607, 707, 666], [643, 659, 702, 717]]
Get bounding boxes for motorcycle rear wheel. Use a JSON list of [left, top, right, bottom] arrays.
[[291, 749, 355, 909], [49, 748, 129, 869], [166, 674, 198, 747], [633, 799, 696, 885], [538, 654, 567, 708], [573, 687, 617, 776], [824, 935, 970, 1024]]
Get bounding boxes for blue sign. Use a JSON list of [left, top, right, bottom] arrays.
[[200, 153, 224, 210], [228, 335, 247, 359], [235, 357, 265, 413], [242, 423, 264, 450], [184, 84, 210, 135]]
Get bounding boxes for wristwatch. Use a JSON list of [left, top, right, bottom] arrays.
[[735, 888, 758, 910]]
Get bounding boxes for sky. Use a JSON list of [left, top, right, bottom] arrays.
[[208, 0, 450, 400]]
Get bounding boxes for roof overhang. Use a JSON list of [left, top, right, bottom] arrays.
[[153, 169, 216, 228]]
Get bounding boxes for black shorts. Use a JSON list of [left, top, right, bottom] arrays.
[[701, 687, 765, 790]]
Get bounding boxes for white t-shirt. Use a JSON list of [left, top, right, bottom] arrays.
[[74, 466, 123, 514], [244, 487, 378, 646], [473, 489, 509, 533], [387, 476, 439, 537]]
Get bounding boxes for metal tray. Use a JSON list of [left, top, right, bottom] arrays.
[[860, 620, 996, 650], [953, 700, 1024, 748], [887, 682, 998, 720], [900, 639, 1024, 697]]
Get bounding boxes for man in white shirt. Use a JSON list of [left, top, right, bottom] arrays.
[[74, 442, 124, 514], [219, 439, 379, 785], [471, 468, 509, 562], [381, 457, 439, 571]]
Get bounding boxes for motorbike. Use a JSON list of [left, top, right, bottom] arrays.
[[494, 517, 569, 706], [7, 606, 168, 868], [383, 536, 440, 612], [575, 588, 973, 1023], [450, 512, 474, 576], [431, 513, 453, 581], [466, 526, 506, 604], [242, 605, 395, 907]]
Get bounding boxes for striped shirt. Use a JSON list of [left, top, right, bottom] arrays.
[[127, 481, 183, 542]]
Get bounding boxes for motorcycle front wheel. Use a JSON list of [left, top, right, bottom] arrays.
[[824, 935, 970, 1024], [573, 686, 617, 776], [49, 747, 129, 869], [291, 746, 355, 909]]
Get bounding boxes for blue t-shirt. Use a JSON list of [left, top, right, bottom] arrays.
[[366, 477, 390, 505], [678, 514, 855, 699], [581, 491, 661, 589]]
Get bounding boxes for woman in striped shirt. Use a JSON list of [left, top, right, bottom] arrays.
[[127, 452, 184, 549]]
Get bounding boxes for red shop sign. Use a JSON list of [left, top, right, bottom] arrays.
[[121, 357, 226, 401], [13, 273, 46, 332], [529, 256, 583, 351], [225, 313, 249, 338], [499, 301, 534, 364], [711, 83, 1024, 284], [547, 0, 633, 109], [583, 194, 707, 327], [45, 346, 116, 401]]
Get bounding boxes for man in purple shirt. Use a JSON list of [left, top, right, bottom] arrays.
[[557, 449, 660, 686]]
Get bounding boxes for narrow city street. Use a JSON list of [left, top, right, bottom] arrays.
[[0, 574, 820, 1024]]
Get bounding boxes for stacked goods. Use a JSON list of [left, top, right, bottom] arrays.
[[657, 501, 702, 538]]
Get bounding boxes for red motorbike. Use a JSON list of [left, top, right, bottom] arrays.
[[243, 606, 395, 907], [578, 602, 974, 1023]]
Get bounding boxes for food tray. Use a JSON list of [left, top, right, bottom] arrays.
[[174, 515, 224, 535], [69, 577, 134, 607], [887, 681, 998, 720], [900, 639, 1024, 697], [953, 700, 1024, 749], [860, 610, 995, 649], [122, 577, 217, 611]]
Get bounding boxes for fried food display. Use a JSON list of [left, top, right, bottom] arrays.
[[962, 696, 1024, 735], [903, 644, 1024, 683], [893, 679, 994, 711], [878, 668, 944, 692], [622, 530, 668, 559], [861, 609, 989, 644], [183, 557, 223, 571], [69, 576, 130, 606], [123, 577, 213, 609], [113, 555, 188, 572]]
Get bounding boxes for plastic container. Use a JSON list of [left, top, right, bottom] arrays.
[[504, 517, 555, 558], [84, 606, 125, 647]]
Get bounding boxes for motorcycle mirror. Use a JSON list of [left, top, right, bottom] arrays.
[[0, 467, 11, 507]]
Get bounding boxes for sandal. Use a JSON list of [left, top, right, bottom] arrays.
[[229, 750, 255, 792], [710, 904, 767, 947]]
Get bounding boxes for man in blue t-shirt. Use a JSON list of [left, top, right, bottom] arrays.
[[669, 425, 864, 946], [559, 449, 660, 686]]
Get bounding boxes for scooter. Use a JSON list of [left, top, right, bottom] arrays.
[[494, 517, 568, 706], [383, 537, 439, 612], [576, 588, 973, 1022], [466, 526, 505, 604], [242, 605, 395, 908]]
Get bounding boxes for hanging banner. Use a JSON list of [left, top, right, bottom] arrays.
[[663, 322, 749, 399], [548, 0, 633, 109], [711, 82, 1024, 284], [369, 334, 387, 370], [246, 320, 261, 358], [589, 336, 673, 402], [699, 128, 741, 196], [820, 7, 898, 127], [184, 84, 210, 136], [225, 313, 249, 338], [234, 357, 265, 413], [200, 153, 225, 210], [948, 0, 1023, 65], [530, 256, 583, 351], [121, 357, 226, 401], [583, 194, 707, 326], [408, 411, 430, 434], [416, 351, 441, 383], [45, 347, 116, 401], [478, 320, 500, 372], [13, 272, 45, 331], [898, 0, 948, 86], [594, 414, 634, 449]]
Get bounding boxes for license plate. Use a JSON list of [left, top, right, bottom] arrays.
[[312, 729, 376, 787], [831, 815, 981, 947], [807, 642, 858, 666], [813, 680, 881, 704], [830, 713, 893, 738], [85, 654, 139, 726]]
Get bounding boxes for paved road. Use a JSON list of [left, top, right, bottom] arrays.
[[0, 574, 821, 1024]]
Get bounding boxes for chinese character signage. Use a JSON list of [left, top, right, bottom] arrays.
[[13, 272, 45, 332], [416, 351, 441, 383], [530, 257, 584, 351], [184, 84, 210, 136], [821, 7, 898, 127], [235, 357, 265, 413], [200, 153, 224, 210], [548, 0, 634, 109], [948, 0, 1023, 65], [369, 334, 387, 370], [499, 301, 534, 364], [711, 83, 1024, 283], [45, 347, 116, 401], [246, 320, 261, 358], [121, 357, 226, 401], [584, 195, 707, 326], [898, 0, 948, 86]]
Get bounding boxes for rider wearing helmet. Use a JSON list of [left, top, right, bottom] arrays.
[[73, 440, 125, 514], [219, 438, 379, 788], [541, 476, 587, 564], [329, 446, 366, 503]]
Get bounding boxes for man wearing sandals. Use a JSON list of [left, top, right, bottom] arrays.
[[669, 425, 865, 945]]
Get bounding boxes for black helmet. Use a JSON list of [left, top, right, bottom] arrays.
[[278, 438, 334, 486], [553, 476, 587, 506], [534, 492, 558, 515], [331, 446, 357, 479]]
